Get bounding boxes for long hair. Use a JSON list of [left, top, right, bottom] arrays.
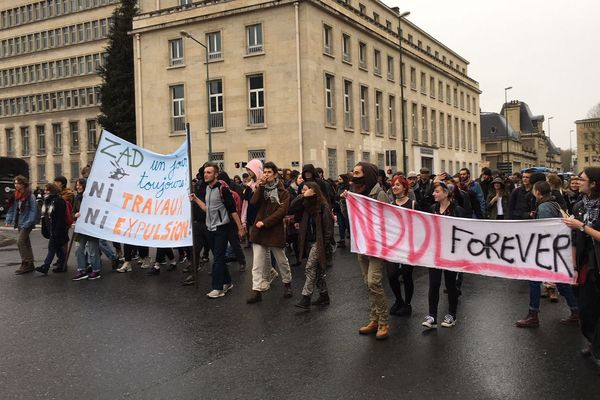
[[303, 181, 326, 212], [584, 167, 600, 199]]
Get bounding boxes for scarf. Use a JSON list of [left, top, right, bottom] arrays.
[[264, 178, 281, 204], [583, 195, 600, 226]]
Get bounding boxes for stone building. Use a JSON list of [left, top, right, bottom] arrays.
[[0, 0, 119, 186], [132, 0, 482, 177], [576, 117, 600, 169], [481, 100, 561, 173]]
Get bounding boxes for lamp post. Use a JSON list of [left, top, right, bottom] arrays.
[[569, 129, 574, 171], [180, 30, 212, 160], [547, 116, 554, 168], [397, 10, 410, 174], [504, 86, 512, 173]]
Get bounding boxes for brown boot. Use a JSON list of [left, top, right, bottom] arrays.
[[15, 261, 34, 275], [549, 289, 559, 303], [560, 311, 580, 325], [283, 283, 293, 298], [516, 311, 539, 328], [376, 324, 390, 340], [246, 290, 262, 304], [359, 320, 378, 335]]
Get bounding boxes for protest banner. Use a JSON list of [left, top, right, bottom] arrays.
[[75, 130, 192, 247], [346, 192, 574, 284]]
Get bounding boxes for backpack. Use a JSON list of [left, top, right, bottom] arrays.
[[218, 180, 242, 216], [65, 200, 74, 227]]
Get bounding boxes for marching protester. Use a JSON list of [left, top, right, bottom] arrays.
[[35, 183, 70, 275], [486, 177, 510, 220], [387, 175, 416, 316], [5, 175, 38, 274], [477, 167, 494, 200], [334, 173, 350, 248], [516, 181, 578, 328], [71, 178, 102, 281], [458, 168, 485, 219], [190, 163, 246, 299], [147, 247, 177, 275], [563, 167, 600, 370], [509, 169, 533, 219], [564, 176, 582, 215], [290, 182, 333, 310], [347, 161, 391, 340], [246, 162, 293, 303], [422, 180, 468, 329], [414, 167, 434, 211]]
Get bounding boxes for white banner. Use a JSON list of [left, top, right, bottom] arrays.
[[347, 192, 575, 284], [75, 130, 192, 247]]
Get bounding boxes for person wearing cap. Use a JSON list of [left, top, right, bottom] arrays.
[[486, 178, 510, 220], [414, 167, 434, 211], [5, 175, 39, 274], [422, 180, 468, 330]]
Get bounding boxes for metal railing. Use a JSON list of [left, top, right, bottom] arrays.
[[248, 108, 264, 125], [247, 44, 263, 54], [326, 108, 335, 126], [208, 51, 221, 60], [344, 112, 353, 129], [210, 112, 223, 128], [172, 116, 186, 132]]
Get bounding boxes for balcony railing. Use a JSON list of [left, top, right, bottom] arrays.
[[248, 108, 264, 126], [172, 116, 186, 132], [361, 116, 369, 132], [210, 112, 223, 128], [247, 44, 263, 54], [326, 108, 335, 126], [208, 51, 221, 60], [344, 112, 353, 129]]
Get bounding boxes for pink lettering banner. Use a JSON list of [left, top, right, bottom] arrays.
[[346, 192, 574, 284]]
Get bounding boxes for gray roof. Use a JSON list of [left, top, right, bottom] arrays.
[[547, 138, 561, 155], [500, 101, 542, 133], [480, 112, 520, 141]]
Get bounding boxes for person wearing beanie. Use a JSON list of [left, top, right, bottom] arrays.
[[5, 175, 38, 274]]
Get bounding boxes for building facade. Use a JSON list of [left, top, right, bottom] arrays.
[[0, 0, 119, 187], [576, 117, 600, 169], [132, 0, 482, 178]]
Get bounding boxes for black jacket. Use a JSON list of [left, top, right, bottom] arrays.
[[508, 186, 533, 220], [41, 194, 69, 245]]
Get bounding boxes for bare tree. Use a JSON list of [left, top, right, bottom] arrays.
[[588, 102, 600, 118]]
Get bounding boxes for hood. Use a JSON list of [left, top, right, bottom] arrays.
[[246, 159, 263, 184], [302, 164, 318, 181]]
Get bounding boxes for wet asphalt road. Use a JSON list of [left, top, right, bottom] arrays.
[[0, 227, 598, 400]]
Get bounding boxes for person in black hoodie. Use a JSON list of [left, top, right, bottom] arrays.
[[508, 170, 534, 219], [302, 164, 334, 207], [35, 183, 69, 275]]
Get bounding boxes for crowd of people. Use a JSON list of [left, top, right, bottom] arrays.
[[3, 160, 600, 372]]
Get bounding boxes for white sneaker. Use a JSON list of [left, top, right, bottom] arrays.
[[421, 315, 437, 329], [140, 257, 152, 269], [441, 314, 456, 328], [223, 283, 234, 293], [206, 289, 225, 299], [116, 261, 132, 273]]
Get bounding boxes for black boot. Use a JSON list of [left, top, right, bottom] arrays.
[[389, 300, 403, 315], [312, 292, 330, 306], [52, 264, 66, 273], [295, 295, 311, 309], [147, 267, 160, 275], [247, 290, 262, 304], [283, 283, 293, 298], [396, 304, 412, 316], [35, 264, 50, 275]]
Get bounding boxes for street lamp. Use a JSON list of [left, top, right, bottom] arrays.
[[547, 116, 554, 168], [504, 86, 512, 172], [180, 30, 212, 160], [397, 10, 410, 173], [569, 129, 574, 171]]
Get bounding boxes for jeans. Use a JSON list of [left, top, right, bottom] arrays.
[[386, 263, 414, 306], [156, 248, 175, 263], [76, 234, 101, 272], [208, 225, 231, 291], [528, 281, 578, 311], [44, 237, 66, 267], [99, 240, 118, 261]]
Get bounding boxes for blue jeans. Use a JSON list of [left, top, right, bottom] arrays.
[[43, 237, 66, 267], [76, 235, 101, 273], [99, 240, 118, 261], [208, 225, 231, 291], [528, 281, 578, 311]]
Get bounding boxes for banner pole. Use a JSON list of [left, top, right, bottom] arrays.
[[186, 123, 198, 289]]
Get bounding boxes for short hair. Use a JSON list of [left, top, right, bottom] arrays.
[[14, 175, 29, 187], [204, 162, 220, 174], [420, 167, 430, 174], [546, 174, 562, 190], [54, 176, 67, 187], [481, 167, 492, 176], [533, 180, 551, 196], [44, 182, 61, 195], [459, 168, 471, 176], [242, 173, 249, 179], [391, 175, 409, 196], [529, 172, 547, 185], [512, 172, 522, 179], [263, 161, 278, 173]]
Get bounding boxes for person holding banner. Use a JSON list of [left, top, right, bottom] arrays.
[[563, 167, 600, 369], [516, 180, 579, 328], [190, 163, 246, 299], [71, 178, 102, 281], [422, 181, 469, 330], [348, 161, 391, 340], [387, 175, 416, 317]]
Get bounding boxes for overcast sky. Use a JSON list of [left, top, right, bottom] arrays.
[[390, 0, 600, 150]]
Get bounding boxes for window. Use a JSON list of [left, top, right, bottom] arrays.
[[467, 121, 472, 151], [375, 90, 383, 135], [407, 34, 413, 43], [169, 38, 183, 66], [36, 125, 46, 155], [52, 123, 62, 154], [453, 88, 458, 107], [248, 149, 266, 163], [454, 117, 460, 149], [323, 25, 333, 55], [410, 67, 416, 90], [373, 49, 381, 75], [460, 119, 466, 150], [248, 74, 264, 126], [358, 42, 367, 69], [377, 153, 384, 170], [473, 123, 478, 152], [466, 94, 471, 112], [6, 128, 15, 156], [447, 115, 452, 148], [446, 84, 451, 104], [388, 95, 396, 138], [410, 103, 418, 142], [21, 127, 30, 156], [438, 80, 443, 102], [209, 152, 225, 172], [430, 77, 435, 98], [87, 120, 97, 151], [70, 161, 79, 182], [472, 98, 477, 115], [327, 148, 337, 179], [342, 34, 351, 63], [431, 110, 437, 145], [54, 163, 62, 178], [70, 121, 79, 152], [360, 85, 369, 132], [421, 106, 427, 143], [361, 151, 370, 162], [387, 56, 394, 80], [417, 40, 422, 49], [37, 163, 46, 183], [209, 79, 223, 128], [385, 150, 397, 167], [346, 150, 355, 173], [441, 160, 445, 173], [171, 84, 185, 132], [460, 91, 465, 110], [246, 24, 263, 54], [343, 80, 353, 129], [206, 32, 221, 60], [373, 12, 379, 23], [324, 74, 335, 126], [420, 72, 426, 94], [358, 3, 366, 14]]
